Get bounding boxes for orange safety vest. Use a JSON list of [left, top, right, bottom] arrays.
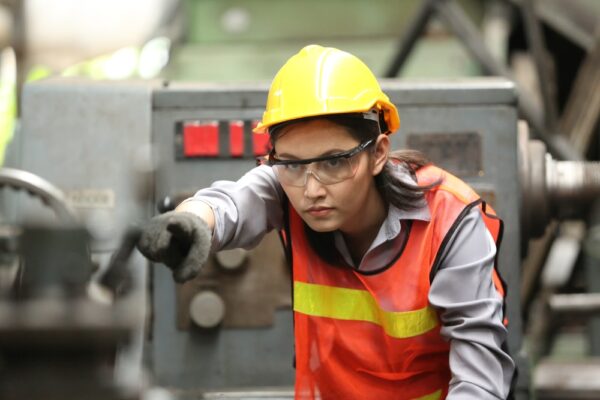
[[288, 164, 506, 400]]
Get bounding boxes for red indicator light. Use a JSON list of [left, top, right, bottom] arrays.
[[183, 121, 219, 157]]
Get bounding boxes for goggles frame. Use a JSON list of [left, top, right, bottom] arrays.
[[265, 138, 376, 186], [267, 138, 375, 167]]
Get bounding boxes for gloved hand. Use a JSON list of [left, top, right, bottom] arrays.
[[137, 211, 212, 283]]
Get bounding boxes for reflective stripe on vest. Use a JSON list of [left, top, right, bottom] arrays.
[[294, 281, 439, 339], [416, 390, 442, 400]]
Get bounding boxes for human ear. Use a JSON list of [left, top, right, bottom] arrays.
[[372, 134, 389, 175]]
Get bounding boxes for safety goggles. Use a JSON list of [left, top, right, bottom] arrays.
[[267, 139, 375, 187]]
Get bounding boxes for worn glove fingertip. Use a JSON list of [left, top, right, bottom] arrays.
[[136, 237, 151, 259], [171, 217, 212, 283], [172, 264, 199, 283], [156, 228, 175, 251], [137, 233, 161, 261]]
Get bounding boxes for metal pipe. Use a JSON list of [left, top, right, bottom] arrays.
[[521, 0, 559, 130], [547, 158, 600, 209], [548, 293, 600, 316], [519, 124, 600, 238], [383, 0, 437, 78]]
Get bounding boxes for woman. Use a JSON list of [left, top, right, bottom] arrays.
[[138, 45, 515, 399]]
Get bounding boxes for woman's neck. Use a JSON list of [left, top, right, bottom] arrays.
[[341, 188, 388, 266]]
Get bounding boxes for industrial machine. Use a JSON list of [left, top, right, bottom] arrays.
[[0, 168, 145, 400], [5, 76, 600, 399]]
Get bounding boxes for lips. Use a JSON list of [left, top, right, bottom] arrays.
[[306, 206, 334, 217]]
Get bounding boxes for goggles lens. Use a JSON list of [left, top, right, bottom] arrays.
[[268, 139, 375, 187]]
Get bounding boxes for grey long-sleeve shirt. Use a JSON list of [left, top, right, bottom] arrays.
[[185, 164, 515, 399]]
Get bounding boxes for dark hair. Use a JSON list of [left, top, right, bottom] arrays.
[[269, 113, 438, 266]]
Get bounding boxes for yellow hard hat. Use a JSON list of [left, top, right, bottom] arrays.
[[254, 44, 400, 135]]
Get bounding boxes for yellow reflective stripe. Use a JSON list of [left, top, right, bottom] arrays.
[[294, 281, 439, 339], [414, 389, 442, 400]]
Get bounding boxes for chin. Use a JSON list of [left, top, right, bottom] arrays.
[[303, 217, 340, 233]]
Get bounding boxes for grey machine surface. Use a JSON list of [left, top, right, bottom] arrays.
[[15, 77, 525, 398]]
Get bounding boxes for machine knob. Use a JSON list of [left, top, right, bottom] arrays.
[[215, 248, 248, 271], [189, 290, 225, 329]]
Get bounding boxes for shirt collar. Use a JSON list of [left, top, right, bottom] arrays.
[[383, 202, 430, 240], [333, 201, 430, 267], [332, 162, 431, 263]]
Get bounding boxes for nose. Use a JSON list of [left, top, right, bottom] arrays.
[[303, 171, 326, 199]]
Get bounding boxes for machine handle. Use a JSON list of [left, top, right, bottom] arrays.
[[0, 167, 79, 224]]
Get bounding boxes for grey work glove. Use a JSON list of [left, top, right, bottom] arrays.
[[137, 211, 211, 283]]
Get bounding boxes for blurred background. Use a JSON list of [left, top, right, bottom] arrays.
[[0, 1, 599, 399]]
